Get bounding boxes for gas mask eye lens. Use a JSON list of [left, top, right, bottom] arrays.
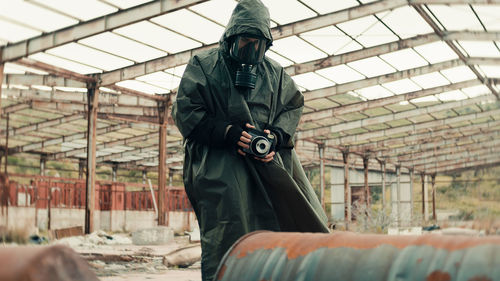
[[230, 35, 267, 65]]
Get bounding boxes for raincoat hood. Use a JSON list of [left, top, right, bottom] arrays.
[[220, 0, 273, 45]]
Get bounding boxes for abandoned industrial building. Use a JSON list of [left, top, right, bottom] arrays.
[[0, 0, 499, 280]]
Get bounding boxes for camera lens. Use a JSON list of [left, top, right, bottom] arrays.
[[254, 138, 270, 156]]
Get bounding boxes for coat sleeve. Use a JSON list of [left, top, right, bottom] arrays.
[[271, 69, 304, 147]]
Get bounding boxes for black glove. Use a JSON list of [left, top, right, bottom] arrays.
[[224, 123, 244, 147], [266, 126, 289, 151]]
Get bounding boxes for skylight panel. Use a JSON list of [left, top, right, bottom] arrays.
[[32, 0, 117, 21], [0, 1, 77, 32], [116, 80, 170, 95], [0, 19, 40, 43], [410, 95, 439, 104], [292, 73, 335, 91], [29, 52, 102, 74], [54, 87, 87, 93], [266, 51, 294, 67], [382, 79, 422, 95], [478, 65, 500, 78], [79, 32, 167, 63], [260, 0, 316, 25], [101, 0, 153, 9], [458, 41, 500, 58], [165, 65, 187, 77], [270, 36, 327, 63], [473, 5, 500, 30], [461, 85, 491, 98], [3, 64, 25, 74], [380, 6, 433, 39], [151, 9, 224, 45], [300, 0, 358, 14], [190, 0, 238, 26], [300, 26, 362, 55], [315, 64, 365, 84], [114, 21, 202, 54], [46, 43, 134, 71], [427, 5, 483, 31], [440, 66, 477, 83], [347, 56, 396, 78], [4, 63, 48, 75], [379, 49, 428, 71], [32, 85, 53, 91], [410, 72, 450, 89], [136, 72, 181, 91], [413, 42, 458, 64], [337, 15, 398, 48], [355, 85, 394, 100], [436, 90, 468, 102]]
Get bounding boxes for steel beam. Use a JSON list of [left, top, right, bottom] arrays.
[[413, 146, 500, 170], [1, 0, 208, 63], [430, 157, 500, 174], [96, 113, 159, 124], [1, 113, 84, 138], [15, 59, 95, 83], [2, 74, 86, 88], [1, 103, 31, 114], [342, 150, 351, 223], [300, 95, 495, 138], [319, 143, 325, 211]]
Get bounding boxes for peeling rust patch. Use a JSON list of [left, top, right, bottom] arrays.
[[427, 271, 451, 281]]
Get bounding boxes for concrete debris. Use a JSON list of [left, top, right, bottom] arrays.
[[132, 226, 174, 245], [54, 230, 132, 249], [185, 226, 201, 243], [163, 244, 202, 268], [0, 244, 99, 281], [440, 227, 481, 236]]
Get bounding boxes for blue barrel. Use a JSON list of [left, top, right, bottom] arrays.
[[215, 231, 500, 281]]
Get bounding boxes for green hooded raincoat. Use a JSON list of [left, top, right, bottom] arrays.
[[172, 0, 329, 280]]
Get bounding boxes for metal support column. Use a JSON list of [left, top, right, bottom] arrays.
[[168, 169, 173, 187], [78, 159, 85, 180], [85, 81, 99, 234], [4, 114, 8, 175], [142, 170, 147, 185], [40, 155, 46, 176], [380, 160, 386, 210], [363, 156, 369, 208], [112, 164, 118, 182], [342, 150, 351, 223], [396, 165, 401, 226], [318, 143, 325, 211], [431, 173, 436, 222], [157, 100, 168, 226]]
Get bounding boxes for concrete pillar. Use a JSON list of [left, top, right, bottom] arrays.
[[396, 165, 401, 226], [421, 173, 429, 221], [85, 82, 99, 234], [342, 150, 351, 223], [431, 173, 436, 222], [318, 144, 325, 211], [409, 168, 414, 221], [168, 169, 173, 187], [142, 170, 147, 185]]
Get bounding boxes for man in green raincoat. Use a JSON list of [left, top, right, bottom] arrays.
[[172, 0, 329, 280]]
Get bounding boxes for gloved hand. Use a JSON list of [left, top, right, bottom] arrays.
[[224, 123, 244, 147]]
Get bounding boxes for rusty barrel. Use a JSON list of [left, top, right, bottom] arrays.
[[215, 231, 500, 281], [0, 244, 99, 281]]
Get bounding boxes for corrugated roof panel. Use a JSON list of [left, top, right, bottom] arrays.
[[356, 85, 394, 100], [136, 71, 181, 91], [301, 0, 358, 14], [190, 0, 238, 26], [461, 85, 491, 98], [0, 18, 40, 43], [410, 72, 450, 89], [379, 48, 428, 71], [337, 14, 398, 47], [101, 0, 153, 9], [382, 79, 422, 95], [115, 80, 170, 95], [478, 65, 500, 78], [271, 36, 327, 63], [428, 5, 483, 31], [440, 66, 477, 83], [32, 0, 117, 21], [315, 64, 365, 84], [380, 6, 433, 39], [473, 5, 500, 31], [292, 72, 335, 91], [300, 26, 362, 55], [46, 43, 134, 71], [261, 0, 316, 25], [79, 32, 168, 62], [413, 42, 458, 63], [436, 90, 468, 102], [458, 41, 500, 58], [151, 9, 224, 44], [347, 56, 396, 78], [29, 52, 103, 74], [266, 51, 294, 67]]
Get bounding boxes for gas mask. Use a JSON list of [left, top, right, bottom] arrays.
[[229, 34, 268, 89]]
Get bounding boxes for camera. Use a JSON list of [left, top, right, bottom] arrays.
[[242, 128, 275, 158]]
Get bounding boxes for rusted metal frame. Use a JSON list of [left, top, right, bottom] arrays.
[[15, 59, 95, 84], [51, 131, 159, 160], [323, 108, 500, 151], [0, 0, 209, 63], [85, 80, 99, 234], [429, 157, 500, 174], [302, 59, 463, 104], [421, 172, 427, 220], [430, 173, 436, 222], [157, 100, 168, 225], [412, 4, 500, 100], [342, 149, 351, 223], [99, 0, 408, 85], [96, 146, 158, 163], [409, 168, 414, 221], [396, 164, 401, 226], [318, 143, 325, 211], [300, 94, 495, 139], [125, 154, 183, 167], [96, 113, 159, 124], [4, 113, 9, 174], [302, 79, 481, 121], [13, 122, 131, 154], [378, 159, 386, 210], [363, 155, 370, 209], [2, 74, 86, 88], [1, 113, 84, 138]]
